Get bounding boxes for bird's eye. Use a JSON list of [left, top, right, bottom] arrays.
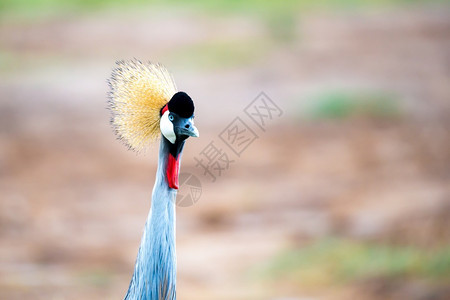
[[168, 114, 174, 121]]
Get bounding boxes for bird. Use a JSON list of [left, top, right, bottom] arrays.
[[107, 59, 199, 300]]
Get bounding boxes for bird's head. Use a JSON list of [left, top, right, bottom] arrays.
[[107, 60, 199, 189], [160, 92, 199, 144], [159, 92, 199, 190]]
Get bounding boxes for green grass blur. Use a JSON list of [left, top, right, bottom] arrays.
[[1, 0, 446, 18], [308, 91, 401, 120], [258, 238, 450, 287]]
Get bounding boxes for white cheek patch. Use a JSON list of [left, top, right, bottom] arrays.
[[160, 111, 176, 144]]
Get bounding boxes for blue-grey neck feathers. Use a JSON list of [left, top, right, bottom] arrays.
[[125, 138, 177, 300]]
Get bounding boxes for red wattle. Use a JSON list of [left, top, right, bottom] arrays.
[[166, 153, 179, 189]]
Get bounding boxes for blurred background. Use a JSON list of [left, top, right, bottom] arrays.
[[1, 0, 449, 299]]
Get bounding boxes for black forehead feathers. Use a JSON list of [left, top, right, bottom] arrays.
[[168, 92, 195, 118]]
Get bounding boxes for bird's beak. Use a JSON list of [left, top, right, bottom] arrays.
[[188, 125, 199, 137], [177, 125, 199, 138], [175, 119, 199, 138]]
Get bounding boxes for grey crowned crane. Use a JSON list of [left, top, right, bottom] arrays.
[[107, 59, 199, 300]]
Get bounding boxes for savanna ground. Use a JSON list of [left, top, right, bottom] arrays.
[[0, 1, 449, 299]]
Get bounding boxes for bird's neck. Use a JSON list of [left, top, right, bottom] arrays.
[[125, 136, 184, 300]]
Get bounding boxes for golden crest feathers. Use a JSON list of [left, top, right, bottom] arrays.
[[107, 59, 177, 152]]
